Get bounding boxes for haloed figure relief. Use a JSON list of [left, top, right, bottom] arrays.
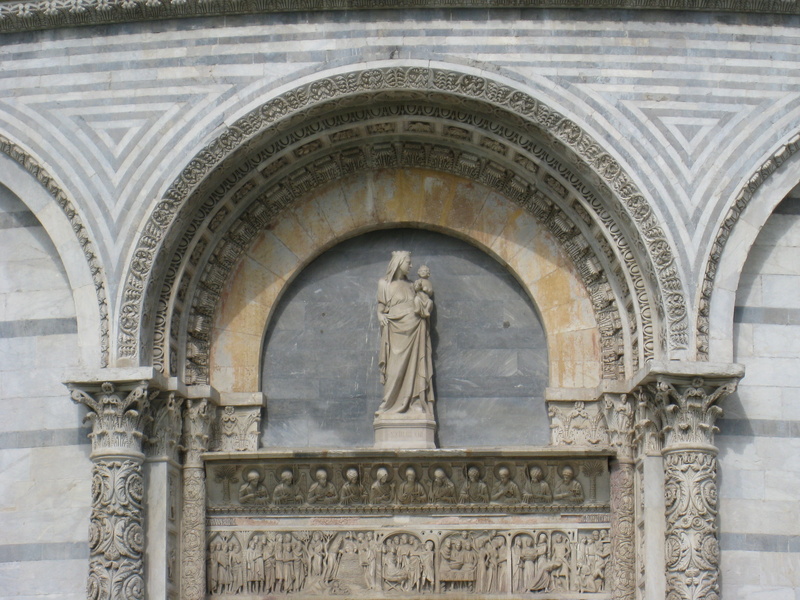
[[376, 252, 435, 417]]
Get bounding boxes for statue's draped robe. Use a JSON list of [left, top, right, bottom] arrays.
[[377, 278, 434, 414]]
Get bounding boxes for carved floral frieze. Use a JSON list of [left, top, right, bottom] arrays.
[[548, 401, 610, 447]]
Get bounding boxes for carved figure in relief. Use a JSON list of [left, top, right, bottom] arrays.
[[420, 540, 436, 592], [431, 467, 457, 504], [273, 470, 304, 505], [520, 533, 552, 593], [340, 468, 367, 505], [239, 469, 269, 504], [494, 536, 509, 593], [370, 467, 395, 504], [229, 541, 244, 594], [439, 536, 477, 592], [549, 532, 571, 591], [397, 467, 427, 505], [245, 537, 264, 593], [263, 535, 276, 593], [307, 468, 338, 505], [491, 467, 522, 505], [376, 251, 434, 416], [209, 540, 231, 594], [459, 466, 489, 504], [522, 465, 552, 504], [577, 530, 610, 592], [553, 466, 584, 504]]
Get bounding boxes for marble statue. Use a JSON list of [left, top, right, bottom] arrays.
[[376, 252, 434, 416]]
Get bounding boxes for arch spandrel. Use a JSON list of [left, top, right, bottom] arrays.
[[120, 64, 686, 378], [210, 169, 599, 394]]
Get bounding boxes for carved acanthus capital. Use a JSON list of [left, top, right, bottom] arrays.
[[70, 381, 154, 459], [633, 385, 662, 457], [213, 406, 260, 452], [183, 398, 212, 467], [603, 393, 635, 461], [655, 377, 738, 451], [146, 392, 185, 462]]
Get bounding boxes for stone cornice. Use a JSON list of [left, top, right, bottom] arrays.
[[1, 0, 799, 35]]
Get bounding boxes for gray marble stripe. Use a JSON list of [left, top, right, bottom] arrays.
[[0, 210, 38, 230], [0, 428, 90, 449], [720, 532, 800, 553], [717, 418, 800, 438], [733, 307, 800, 326], [0, 318, 78, 339], [0, 542, 88, 563]]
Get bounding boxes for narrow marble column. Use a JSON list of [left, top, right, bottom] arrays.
[[604, 393, 636, 600], [655, 376, 737, 600], [181, 398, 211, 600], [69, 381, 152, 600]]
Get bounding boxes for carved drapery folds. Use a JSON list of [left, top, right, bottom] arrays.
[[654, 375, 738, 600], [70, 381, 153, 600], [182, 399, 212, 600]]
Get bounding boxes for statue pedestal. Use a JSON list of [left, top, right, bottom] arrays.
[[373, 415, 436, 449]]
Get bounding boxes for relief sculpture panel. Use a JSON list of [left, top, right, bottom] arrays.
[[205, 451, 612, 599], [205, 527, 611, 597], [206, 453, 611, 516]]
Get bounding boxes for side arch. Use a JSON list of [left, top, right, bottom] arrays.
[[0, 135, 109, 368], [696, 132, 800, 362]]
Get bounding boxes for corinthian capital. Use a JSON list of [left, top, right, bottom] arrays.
[[70, 381, 154, 459], [655, 376, 738, 450]]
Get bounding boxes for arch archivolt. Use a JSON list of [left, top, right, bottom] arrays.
[[697, 131, 800, 362], [0, 133, 109, 368], [120, 64, 684, 382]]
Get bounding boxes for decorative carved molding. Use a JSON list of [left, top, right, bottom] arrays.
[[120, 66, 684, 372], [206, 455, 611, 515], [609, 462, 635, 600], [548, 401, 609, 447], [204, 526, 611, 597], [655, 377, 737, 450], [146, 392, 184, 461], [69, 381, 153, 600], [663, 451, 720, 600], [181, 398, 212, 600], [1, 0, 799, 35], [0, 133, 109, 367], [213, 406, 260, 453], [697, 132, 800, 359]]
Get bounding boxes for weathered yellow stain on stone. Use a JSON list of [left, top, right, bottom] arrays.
[[210, 168, 602, 393]]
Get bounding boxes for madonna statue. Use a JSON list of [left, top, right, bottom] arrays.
[[376, 251, 434, 416]]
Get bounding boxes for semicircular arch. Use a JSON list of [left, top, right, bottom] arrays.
[[120, 62, 683, 382], [210, 169, 600, 393]]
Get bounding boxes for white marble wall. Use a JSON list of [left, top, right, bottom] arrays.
[[0, 184, 90, 600], [719, 191, 800, 600]]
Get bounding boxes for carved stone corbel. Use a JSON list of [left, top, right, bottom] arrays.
[[654, 375, 740, 600], [69, 380, 155, 600], [181, 398, 212, 600], [604, 393, 635, 600]]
